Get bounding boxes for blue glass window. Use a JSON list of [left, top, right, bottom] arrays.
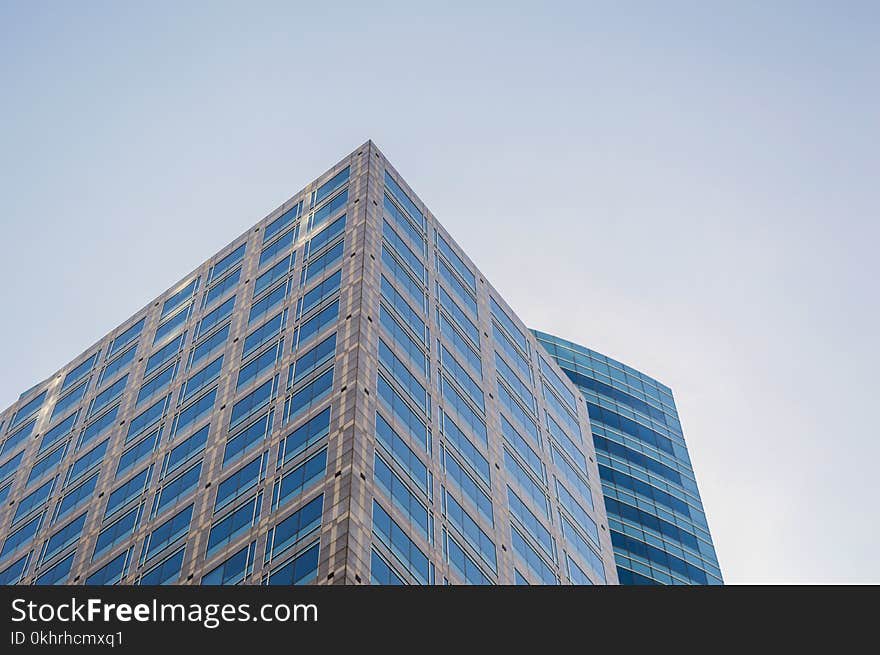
[[259, 227, 298, 268], [437, 258, 476, 316], [255, 253, 293, 297], [495, 352, 536, 413], [105, 467, 151, 518], [556, 479, 599, 547], [539, 357, 577, 413], [79, 404, 120, 450], [171, 388, 217, 437], [441, 345, 483, 412], [546, 412, 586, 472], [440, 412, 489, 485], [198, 296, 236, 338], [91, 373, 128, 416], [264, 201, 302, 242], [371, 500, 429, 585], [560, 514, 605, 584], [93, 505, 142, 559], [201, 542, 254, 585], [309, 188, 347, 232], [206, 495, 261, 557], [204, 267, 241, 308], [249, 282, 288, 325], [277, 407, 330, 467], [57, 473, 98, 521], [145, 504, 193, 561], [165, 424, 209, 475], [136, 364, 176, 407], [224, 412, 272, 466], [62, 352, 99, 393], [436, 233, 476, 292], [489, 297, 528, 353], [230, 378, 275, 430], [374, 453, 430, 540], [34, 551, 75, 585], [296, 300, 338, 349], [302, 240, 343, 286], [109, 318, 145, 357], [314, 166, 349, 207], [154, 462, 201, 516], [382, 245, 426, 313], [510, 526, 556, 585], [383, 192, 425, 256], [180, 356, 223, 404], [306, 214, 346, 257], [371, 548, 405, 585], [266, 541, 319, 586], [437, 311, 481, 377], [161, 277, 199, 319], [51, 381, 88, 421], [115, 428, 160, 479], [440, 377, 486, 446], [13, 478, 55, 524], [378, 339, 427, 416], [0, 450, 25, 486], [126, 396, 168, 444], [209, 243, 246, 282], [85, 548, 132, 585], [379, 305, 427, 376], [265, 494, 323, 561], [445, 530, 492, 585], [283, 369, 332, 424], [244, 312, 285, 359], [503, 449, 549, 520], [239, 343, 282, 392], [381, 276, 427, 345], [443, 491, 496, 573], [139, 548, 185, 585], [39, 411, 78, 453], [42, 511, 87, 563], [497, 383, 539, 445], [438, 285, 478, 347], [27, 443, 68, 487], [507, 486, 554, 559], [384, 220, 426, 283], [298, 270, 340, 318], [98, 345, 137, 389], [1, 513, 44, 562], [144, 333, 185, 377], [442, 448, 492, 524], [500, 415, 543, 482], [2, 418, 37, 457], [153, 304, 191, 345], [291, 334, 335, 387], [376, 412, 428, 495], [67, 439, 108, 485], [0, 552, 32, 585], [273, 449, 326, 511], [190, 324, 230, 370], [377, 374, 428, 453], [384, 171, 425, 231], [215, 456, 264, 512]]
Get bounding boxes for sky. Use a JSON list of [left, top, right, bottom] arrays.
[[0, 1, 877, 584]]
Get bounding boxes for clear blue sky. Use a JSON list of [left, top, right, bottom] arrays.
[[1, 1, 877, 583]]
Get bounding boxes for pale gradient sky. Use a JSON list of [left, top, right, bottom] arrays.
[[1, 1, 877, 583]]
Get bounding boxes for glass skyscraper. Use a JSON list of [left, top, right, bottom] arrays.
[[532, 331, 722, 585], [0, 141, 618, 586]]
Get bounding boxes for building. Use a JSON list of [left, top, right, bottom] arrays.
[[532, 332, 723, 584], [0, 141, 616, 586]]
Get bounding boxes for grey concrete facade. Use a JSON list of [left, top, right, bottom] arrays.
[[0, 141, 616, 585]]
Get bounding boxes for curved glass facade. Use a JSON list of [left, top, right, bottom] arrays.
[[532, 331, 722, 585]]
